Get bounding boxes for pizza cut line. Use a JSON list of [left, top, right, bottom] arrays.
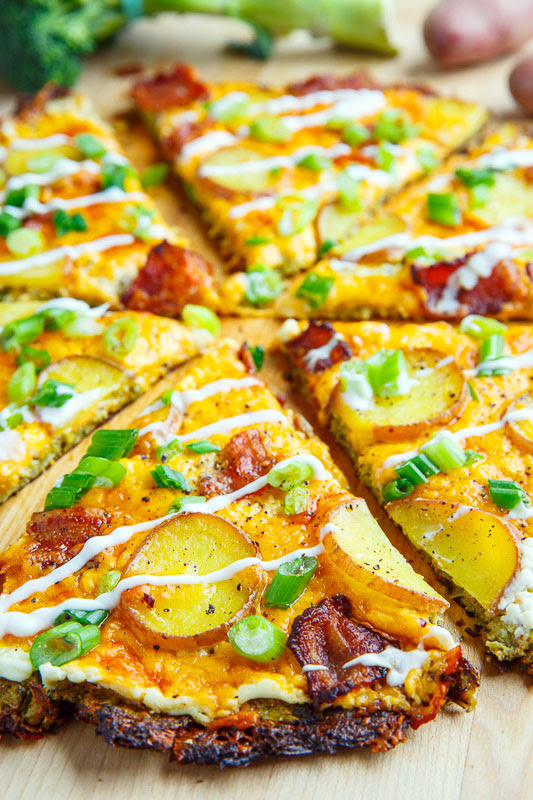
[[0, 340, 477, 765], [280, 317, 533, 672]]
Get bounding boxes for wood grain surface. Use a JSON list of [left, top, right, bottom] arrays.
[[0, 2, 532, 798]]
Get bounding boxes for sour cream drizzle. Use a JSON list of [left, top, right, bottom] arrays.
[[0, 455, 332, 637], [141, 377, 262, 417], [198, 143, 351, 178], [139, 409, 287, 442], [304, 332, 345, 371], [4, 187, 146, 220], [342, 646, 429, 687], [0, 233, 135, 276]]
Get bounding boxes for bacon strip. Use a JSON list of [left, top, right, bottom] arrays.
[[285, 321, 353, 374], [198, 429, 274, 497], [121, 241, 215, 317], [25, 507, 112, 569], [132, 64, 209, 112], [288, 595, 393, 708]]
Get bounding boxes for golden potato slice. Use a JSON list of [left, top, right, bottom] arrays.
[[200, 146, 280, 194], [317, 203, 360, 245], [36, 355, 133, 433], [322, 499, 447, 613], [121, 514, 263, 650], [331, 348, 466, 446], [388, 500, 521, 611], [0, 262, 64, 292], [5, 145, 79, 176], [506, 393, 533, 453], [467, 173, 533, 227]]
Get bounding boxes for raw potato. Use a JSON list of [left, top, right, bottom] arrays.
[[388, 500, 521, 611], [506, 392, 533, 453], [510, 54, 533, 113], [37, 355, 133, 433], [121, 513, 263, 650], [424, 0, 533, 67], [331, 348, 466, 446], [322, 499, 448, 613]]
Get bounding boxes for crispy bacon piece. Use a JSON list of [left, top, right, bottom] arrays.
[[238, 342, 258, 375], [287, 72, 379, 95], [288, 595, 393, 708], [285, 321, 352, 374], [121, 241, 215, 317], [162, 120, 210, 158], [412, 254, 525, 317], [132, 64, 209, 112], [15, 84, 69, 121], [198, 430, 274, 497], [25, 507, 112, 569]]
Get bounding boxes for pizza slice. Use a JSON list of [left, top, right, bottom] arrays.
[[0, 86, 217, 313], [133, 63, 486, 277], [221, 122, 533, 319], [0, 339, 477, 765], [0, 296, 218, 504], [281, 317, 533, 672]]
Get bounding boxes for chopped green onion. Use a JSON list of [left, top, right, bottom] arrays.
[[467, 381, 480, 402], [297, 152, 331, 171], [168, 495, 206, 513], [186, 440, 221, 454], [55, 609, 108, 626], [151, 464, 189, 491], [488, 479, 529, 510], [76, 456, 127, 487], [99, 570, 122, 594], [6, 412, 23, 429], [62, 314, 103, 338], [420, 432, 466, 472], [267, 459, 313, 491], [6, 227, 43, 257], [278, 197, 319, 236], [1, 314, 45, 352], [5, 184, 39, 208], [343, 122, 369, 146], [249, 345, 264, 371], [477, 334, 512, 376], [295, 272, 334, 309], [249, 116, 291, 143], [101, 161, 135, 190], [464, 449, 484, 466], [265, 554, 317, 609], [337, 170, 361, 211], [75, 133, 107, 159], [26, 151, 60, 173], [41, 307, 76, 331], [16, 345, 50, 372], [160, 389, 174, 406], [44, 486, 81, 511], [245, 236, 272, 245], [141, 162, 168, 189], [103, 318, 139, 359], [455, 167, 495, 188], [284, 485, 309, 516], [0, 211, 21, 237], [318, 239, 336, 257], [325, 117, 352, 130], [228, 616, 287, 662], [156, 438, 184, 463], [245, 267, 283, 307], [416, 145, 438, 174], [208, 96, 250, 122], [120, 204, 154, 241], [426, 192, 461, 227], [86, 428, 138, 460], [182, 304, 221, 336], [382, 477, 415, 502], [30, 621, 100, 669], [395, 453, 439, 485], [375, 141, 396, 173], [460, 315, 507, 338], [31, 379, 74, 407], [53, 209, 88, 237], [366, 349, 412, 397], [8, 361, 36, 404], [374, 109, 419, 143]]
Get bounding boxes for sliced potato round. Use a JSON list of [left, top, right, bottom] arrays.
[[331, 348, 467, 445], [506, 393, 533, 453], [200, 146, 281, 194], [36, 355, 133, 432], [121, 513, 263, 650], [389, 499, 521, 611], [322, 499, 447, 613], [5, 145, 79, 176], [317, 203, 360, 246]]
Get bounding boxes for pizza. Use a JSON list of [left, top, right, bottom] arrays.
[[0, 296, 216, 504], [280, 317, 533, 672], [221, 122, 533, 319], [0, 340, 477, 765], [132, 63, 486, 277], [0, 86, 217, 314]]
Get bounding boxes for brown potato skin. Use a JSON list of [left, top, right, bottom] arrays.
[[424, 0, 533, 67], [510, 54, 533, 113], [506, 393, 533, 452]]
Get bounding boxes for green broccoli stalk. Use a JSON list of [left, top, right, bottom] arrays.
[[0, 0, 396, 94]]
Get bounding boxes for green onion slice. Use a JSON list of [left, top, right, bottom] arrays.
[[16, 345, 50, 373], [382, 477, 415, 502], [284, 485, 309, 516], [182, 304, 221, 336], [76, 456, 126, 487], [245, 267, 283, 307], [1, 314, 45, 352], [278, 197, 319, 236], [488, 479, 530, 510], [0, 211, 21, 237], [267, 459, 313, 491], [99, 570, 122, 594], [416, 145, 438, 174], [6, 227, 43, 257], [228, 616, 287, 662], [249, 116, 291, 143], [249, 345, 264, 372], [8, 362, 36, 404], [141, 162, 168, 189], [168, 495, 206, 513], [295, 272, 334, 309], [460, 315, 506, 338], [374, 109, 419, 143], [32, 379, 74, 408], [55, 609, 109, 626], [420, 432, 467, 472], [75, 133, 107, 159], [186, 440, 221, 454], [297, 152, 331, 171], [41, 307, 76, 331], [156, 438, 184, 463], [103, 318, 139, 359], [395, 453, 439, 486], [337, 170, 361, 211], [151, 464, 189, 491], [343, 122, 369, 147], [265, 555, 318, 609], [30, 621, 101, 669], [5, 184, 39, 208], [426, 192, 461, 227], [86, 428, 138, 460]]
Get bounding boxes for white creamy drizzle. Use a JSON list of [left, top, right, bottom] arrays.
[[381, 408, 533, 472], [340, 220, 533, 263], [139, 409, 287, 443], [416, 355, 454, 378], [36, 387, 104, 427], [477, 147, 533, 171], [342, 646, 429, 687], [0, 430, 26, 461], [468, 347, 533, 377], [2, 158, 101, 195], [36, 297, 110, 318], [198, 143, 351, 178], [5, 187, 146, 220], [302, 664, 330, 673], [0, 456, 332, 637], [447, 504, 475, 523], [179, 131, 238, 163], [0, 233, 135, 276], [328, 260, 402, 276], [433, 242, 513, 315], [304, 332, 345, 371], [498, 537, 533, 636], [8, 134, 74, 150]]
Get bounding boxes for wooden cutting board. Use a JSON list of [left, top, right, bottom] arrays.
[[1, 2, 532, 797]]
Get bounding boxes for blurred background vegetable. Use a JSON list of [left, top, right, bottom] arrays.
[[0, 0, 396, 93]]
